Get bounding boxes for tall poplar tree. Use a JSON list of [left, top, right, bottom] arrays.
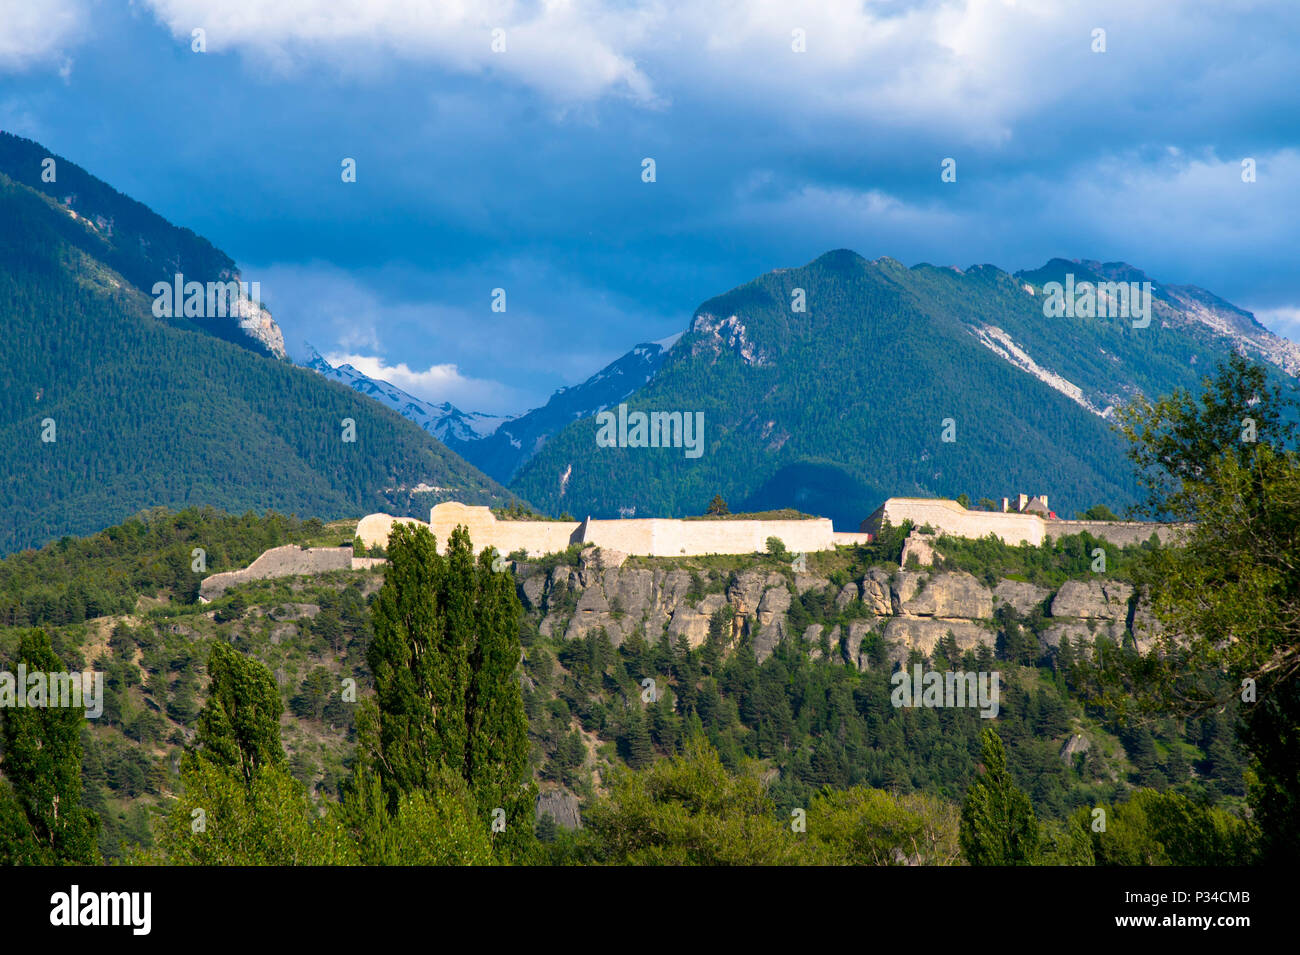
[[365, 523, 533, 857], [190, 640, 285, 785], [0, 629, 100, 864]]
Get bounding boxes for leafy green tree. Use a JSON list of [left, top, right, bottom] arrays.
[[0, 630, 100, 864], [706, 494, 730, 516], [152, 760, 352, 865], [584, 736, 806, 865], [1078, 790, 1252, 866], [1116, 352, 1296, 520], [807, 786, 961, 865], [1109, 354, 1299, 860], [332, 765, 494, 866], [960, 728, 1040, 865], [1078, 504, 1120, 520]]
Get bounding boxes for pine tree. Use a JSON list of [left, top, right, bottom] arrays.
[[0, 630, 100, 864], [623, 708, 655, 769], [960, 727, 1040, 865]]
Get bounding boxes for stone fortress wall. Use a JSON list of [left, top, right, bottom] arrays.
[[356, 502, 873, 558], [863, 497, 1190, 548], [204, 498, 1186, 601], [198, 545, 383, 602]]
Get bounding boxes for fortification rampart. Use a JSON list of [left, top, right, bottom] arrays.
[[864, 498, 1046, 545], [862, 497, 1187, 548], [199, 545, 361, 602], [1045, 520, 1192, 546], [354, 502, 865, 558]]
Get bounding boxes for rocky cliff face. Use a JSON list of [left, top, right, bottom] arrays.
[[514, 548, 1153, 667]]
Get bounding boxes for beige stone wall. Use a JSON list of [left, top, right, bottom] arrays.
[[867, 497, 1188, 549], [1046, 520, 1192, 547], [875, 498, 1046, 546], [358, 503, 850, 558], [832, 532, 873, 547], [358, 498, 1187, 558], [355, 512, 429, 549], [580, 517, 838, 557], [428, 502, 580, 557], [199, 545, 354, 601]]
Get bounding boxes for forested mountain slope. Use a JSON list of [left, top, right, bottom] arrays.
[[0, 163, 515, 554], [511, 251, 1300, 527]]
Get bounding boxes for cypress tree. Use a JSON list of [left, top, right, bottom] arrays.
[[960, 727, 1040, 865], [190, 640, 285, 786]]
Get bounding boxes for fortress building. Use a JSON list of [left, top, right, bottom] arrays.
[[201, 496, 1192, 600], [357, 502, 873, 558], [862, 496, 1190, 548]]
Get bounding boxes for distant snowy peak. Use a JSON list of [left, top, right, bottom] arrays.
[[301, 345, 514, 444], [441, 334, 681, 484]]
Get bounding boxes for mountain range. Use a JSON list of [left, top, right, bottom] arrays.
[[505, 252, 1300, 527], [6, 129, 1299, 552], [301, 336, 682, 485], [297, 253, 1300, 531]]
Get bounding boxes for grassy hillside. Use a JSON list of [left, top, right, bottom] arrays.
[[0, 510, 1249, 861]]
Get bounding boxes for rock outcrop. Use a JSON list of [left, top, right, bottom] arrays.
[[512, 550, 1160, 665], [1050, 579, 1133, 619], [882, 617, 994, 663], [535, 790, 582, 830], [992, 579, 1051, 615], [900, 532, 937, 568], [892, 571, 993, 619]]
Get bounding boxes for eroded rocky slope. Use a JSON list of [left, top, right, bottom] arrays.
[[514, 547, 1158, 666]]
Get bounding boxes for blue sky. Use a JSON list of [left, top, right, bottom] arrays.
[[3, 0, 1299, 414]]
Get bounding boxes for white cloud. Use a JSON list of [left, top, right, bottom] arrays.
[[323, 351, 524, 414], [131, 0, 1279, 141], [141, 0, 658, 103], [0, 0, 85, 72]]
